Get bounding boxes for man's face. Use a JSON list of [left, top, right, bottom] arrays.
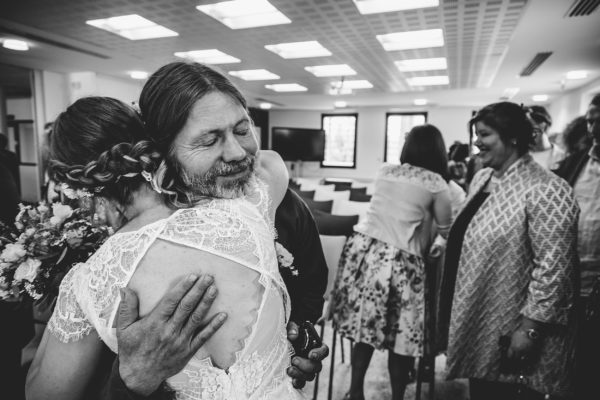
[[586, 104, 600, 143], [531, 120, 549, 147], [170, 91, 259, 199]]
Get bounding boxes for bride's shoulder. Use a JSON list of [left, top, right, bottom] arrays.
[[256, 150, 288, 207]]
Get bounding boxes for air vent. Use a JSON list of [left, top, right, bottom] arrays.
[[565, 0, 600, 17], [519, 52, 552, 77]]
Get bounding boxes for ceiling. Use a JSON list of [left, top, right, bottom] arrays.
[[0, 0, 599, 109]]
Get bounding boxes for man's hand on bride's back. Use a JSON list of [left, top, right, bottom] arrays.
[[286, 321, 330, 389], [116, 274, 227, 396]]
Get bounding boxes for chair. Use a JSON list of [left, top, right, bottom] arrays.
[[312, 210, 359, 236], [349, 186, 367, 195], [304, 198, 333, 213], [323, 178, 353, 192], [296, 189, 315, 200], [349, 190, 372, 202], [332, 200, 370, 222], [313, 188, 350, 202]]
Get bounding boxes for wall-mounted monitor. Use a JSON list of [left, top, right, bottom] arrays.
[[271, 127, 325, 162]]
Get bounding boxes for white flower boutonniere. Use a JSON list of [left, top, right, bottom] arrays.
[[275, 242, 298, 276]]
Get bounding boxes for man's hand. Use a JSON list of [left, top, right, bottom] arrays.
[[117, 274, 227, 396], [286, 321, 329, 389]]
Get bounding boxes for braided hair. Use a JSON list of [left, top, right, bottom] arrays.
[[49, 97, 163, 205]]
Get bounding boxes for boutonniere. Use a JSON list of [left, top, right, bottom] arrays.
[[275, 242, 298, 276]]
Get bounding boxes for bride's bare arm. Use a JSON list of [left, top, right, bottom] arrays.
[[26, 328, 104, 400], [257, 150, 289, 210]]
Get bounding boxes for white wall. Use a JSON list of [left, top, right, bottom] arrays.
[[41, 70, 68, 124], [95, 75, 143, 104], [269, 106, 474, 180], [549, 76, 600, 133]]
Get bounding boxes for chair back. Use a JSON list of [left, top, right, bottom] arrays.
[[314, 188, 350, 202], [304, 198, 334, 213], [313, 210, 359, 236], [296, 189, 315, 200], [332, 200, 370, 222], [349, 190, 372, 202]]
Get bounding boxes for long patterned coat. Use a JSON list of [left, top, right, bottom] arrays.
[[446, 154, 579, 397]]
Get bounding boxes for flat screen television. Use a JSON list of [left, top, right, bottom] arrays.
[[271, 127, 325, 162]]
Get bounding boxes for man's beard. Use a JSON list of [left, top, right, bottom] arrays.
[[175, 154, 257, 200]]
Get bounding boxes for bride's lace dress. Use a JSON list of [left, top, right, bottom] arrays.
[[47, 177, 305, 399]]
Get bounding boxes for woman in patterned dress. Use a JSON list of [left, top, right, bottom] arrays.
[[332, 124, 452, 400], [440, 102, 579, 400]]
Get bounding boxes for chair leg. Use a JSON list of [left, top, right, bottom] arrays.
[[327, 328, 338, 400], [415, 357, 423, 400], [340, 336, 346, 364], [313, 321, 326, 400]]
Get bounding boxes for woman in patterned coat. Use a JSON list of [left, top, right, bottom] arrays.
[[332, 124, 452, 400], [440, 102, 579, 400]]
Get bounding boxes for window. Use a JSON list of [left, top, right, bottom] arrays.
[[321, 113, 358, 168], [384, 112, 427, 163]]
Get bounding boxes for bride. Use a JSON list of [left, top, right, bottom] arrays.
[[26, 66, 303, 399]]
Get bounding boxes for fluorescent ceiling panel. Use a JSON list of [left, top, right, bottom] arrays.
[[502, 87, 520, 99], [413, 99, 428, 106], [395, 57, 447, 72], [377, 29, 444, 51], [353, 0, 439, 14], [330, 79, 373, 89], [174, 49, 240, 64], [305, 64, 357, 77], [259, 102, 272, 109], [86, 14, 178, 40], [197, 0, 291, 29], [129, 71, 149, 79], [406, 75, 449, 86], [566, 70, 588, 80], [334, 101, 347, 108], [228, 69, 280, 80], [265, 41, 331, 59], [532, 94, 549, 102], [265, 83, 308, 92], [2, 39, 29, 51]]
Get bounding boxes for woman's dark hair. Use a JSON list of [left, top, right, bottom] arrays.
[[448, 142, 469, 162], [562, 115, 591, 154], [138, 62, 247, 204], [469, 102, 533, 156], [49, 97, 162, 205], [400, 124, 449, 181]]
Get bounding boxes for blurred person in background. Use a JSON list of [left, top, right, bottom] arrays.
[[332, 124, 452, 400], [561, 115, 592, 156], [527, 105, 565, 169], [440, 102, 579, 400], [555, 93, 600, 400]]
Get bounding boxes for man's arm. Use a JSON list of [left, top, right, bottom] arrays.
[[97, 274, 226, 400], [275, 188, 330, 388]]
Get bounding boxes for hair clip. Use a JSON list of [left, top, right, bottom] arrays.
[[141, 170, 163, 194]]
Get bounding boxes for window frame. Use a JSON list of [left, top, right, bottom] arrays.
[[320, 113, 359, 169], [383, 111, 428, 163]]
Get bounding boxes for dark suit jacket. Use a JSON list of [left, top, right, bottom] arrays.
[[96, 188, 328, 399], [553, 148, 590, 186]]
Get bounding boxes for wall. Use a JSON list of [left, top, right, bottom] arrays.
[[549, 76, 600, 133], [6, 98, 34, 120], [269, 106, 474, 180]]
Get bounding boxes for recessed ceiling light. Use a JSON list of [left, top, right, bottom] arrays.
[[259, 102, 273, 109], [129, 71, 149, 80], [532, 94, 549, 102], [330, 79, 373, 89], [305, 64, 357, 77], [86, 14, 178, 40], [197, 0, 291, 29], [2, 39, 29, 51], [265, 83, 308, 92], [353, 0, 439, 14], [376, 29, 444, 51], [566, 70, 588, 80], [501, 87, 520, 100], [334, 101, 347, 108], [174, 49, 240, 64], [406, 75, 449, 86], [265, 41, 331, 59], [229, 69, 279, 80], [413, 99, 428, 106], [395, 57, 447, 72]]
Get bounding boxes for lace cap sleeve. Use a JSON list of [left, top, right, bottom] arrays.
[[47, 263, 94, 343]]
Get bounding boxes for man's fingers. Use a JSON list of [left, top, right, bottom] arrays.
[[184, 284, 218, 333], [308, 343, 329, 361], [171, 275, 214, 328], [291, 356, 322, 375], [292, 378, 306, 389], [116, 288, 140, 334], [154, 275, 199, 321], [287, 321, 299, 341], [189, 312, 227, 352], [286, 365, 316, 381]]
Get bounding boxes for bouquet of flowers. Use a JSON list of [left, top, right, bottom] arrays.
[[0, 201, 112, 301]]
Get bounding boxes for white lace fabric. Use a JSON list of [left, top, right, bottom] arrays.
[[47, 177, 304, 400]]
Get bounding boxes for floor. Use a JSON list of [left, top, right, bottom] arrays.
[[302, 322, 469, 400]]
